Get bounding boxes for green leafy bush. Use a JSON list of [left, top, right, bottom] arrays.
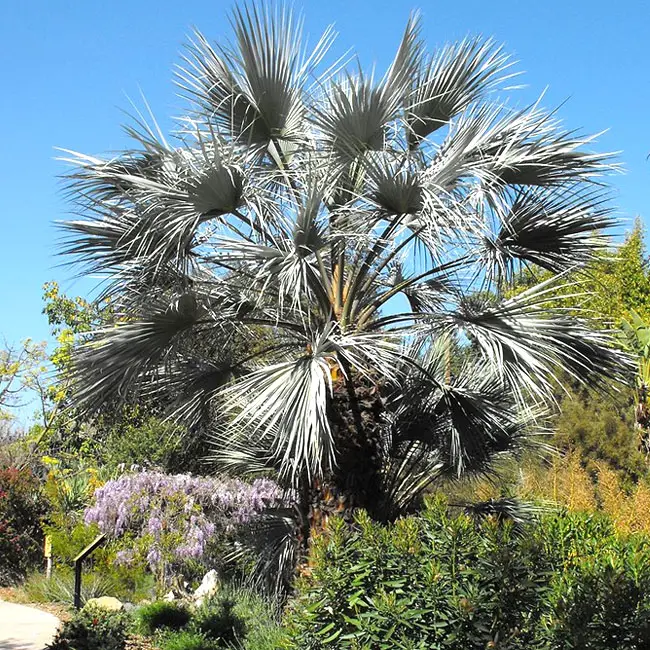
[[552, 383, 646, 483], [101, 416, 208, 474], [286, 498, 650, 650], [137, 601, 191, 634], [46, 605, 129, 650], [540, 514, 650, 649], [0, 465, 47, 584]]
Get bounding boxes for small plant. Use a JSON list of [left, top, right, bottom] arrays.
[[136, 601, 191, 634], [23, 569, 116, 604], [159, 630, 220, 650], [46, 605, 129, 650], [194, 595, 246, 645]]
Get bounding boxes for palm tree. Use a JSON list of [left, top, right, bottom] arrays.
[[61, 4, 626, 568]]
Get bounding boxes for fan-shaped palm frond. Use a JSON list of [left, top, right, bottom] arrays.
[[406, 37, 515, 148], [177, 3, 334, 151], [227, 507, 299, 595], [459, 497, 548, 532]]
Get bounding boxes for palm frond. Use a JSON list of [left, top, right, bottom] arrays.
[[459, 497, 548, 530], [227, 507, 298, 596], [220, 350, 334, 484], [406, 37, 515, 148], [392, 354, 545, 476], [482, 186, 615, 279], [437, 279, 630, 400], [314, 14, 421, 161], [177, 3, 334, 150], [70, 292, 204, 411]]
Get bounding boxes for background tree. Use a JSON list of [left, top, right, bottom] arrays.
[[0, 338, 48, 425], [36, 282, 209, 472], [508, 223, 650, 479], [60, 4, 626, 570]]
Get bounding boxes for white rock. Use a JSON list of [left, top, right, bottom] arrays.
[[163, 590, 176, 602], [193, 569, 220, 606]]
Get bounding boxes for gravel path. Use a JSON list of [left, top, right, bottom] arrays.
[[0, 600, 61, 650]]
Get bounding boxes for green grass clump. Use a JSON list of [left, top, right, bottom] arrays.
[[23, 570, 116, 605], [193, 595, 245, 645], [136, 601, 191, 634], [158, 630, 220, 650]]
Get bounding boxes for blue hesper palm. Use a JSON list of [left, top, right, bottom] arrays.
[[61, 4, 625, 546]]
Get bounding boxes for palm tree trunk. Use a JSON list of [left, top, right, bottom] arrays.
[[305, 362, 385, 542]]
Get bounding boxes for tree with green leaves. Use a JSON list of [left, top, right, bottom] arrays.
[[60, 4, 626, 566], [506, 223, 650, 478]]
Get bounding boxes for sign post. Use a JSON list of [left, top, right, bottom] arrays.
[[44, 535, 53, 580], [73, 534, 106, 609]]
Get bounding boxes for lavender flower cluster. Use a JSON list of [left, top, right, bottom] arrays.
[[85, 471, 284, 571]]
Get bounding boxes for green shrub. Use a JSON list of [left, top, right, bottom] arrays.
[[46, 605, 129, 650], [286, 498, 650, 650], [539, 513, 650, 649], [159, 630, 220, 650], [101, 416, 208, 474], [553, 383, 646, 483], [137, 601, 191, 634]]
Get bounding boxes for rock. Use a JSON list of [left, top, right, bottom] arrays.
[[193, 570, 219, 606], [163, 590, 176, 602], [85, 596, 124, 611]]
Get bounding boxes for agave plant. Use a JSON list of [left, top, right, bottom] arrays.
[[61, 4, 625, 559]]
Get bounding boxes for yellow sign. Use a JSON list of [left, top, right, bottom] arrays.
[[44, 535, 52, 558]]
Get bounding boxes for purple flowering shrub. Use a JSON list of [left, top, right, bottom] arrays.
[[84, 471, 285, 582]]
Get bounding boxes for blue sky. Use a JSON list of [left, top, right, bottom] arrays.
[[1, 0, 649, 353]]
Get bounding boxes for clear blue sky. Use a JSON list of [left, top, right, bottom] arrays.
[[1, 0, 649, 352]]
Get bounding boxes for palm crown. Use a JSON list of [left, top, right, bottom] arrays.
[[62, 5, 625, 530]]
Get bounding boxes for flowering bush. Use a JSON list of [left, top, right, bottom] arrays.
[[85, 471, 285, 582]]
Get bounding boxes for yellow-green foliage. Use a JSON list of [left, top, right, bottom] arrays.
[[463, 450, 650, 537], [519, 453, 598, 512], [0, 339, 48, 422]]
